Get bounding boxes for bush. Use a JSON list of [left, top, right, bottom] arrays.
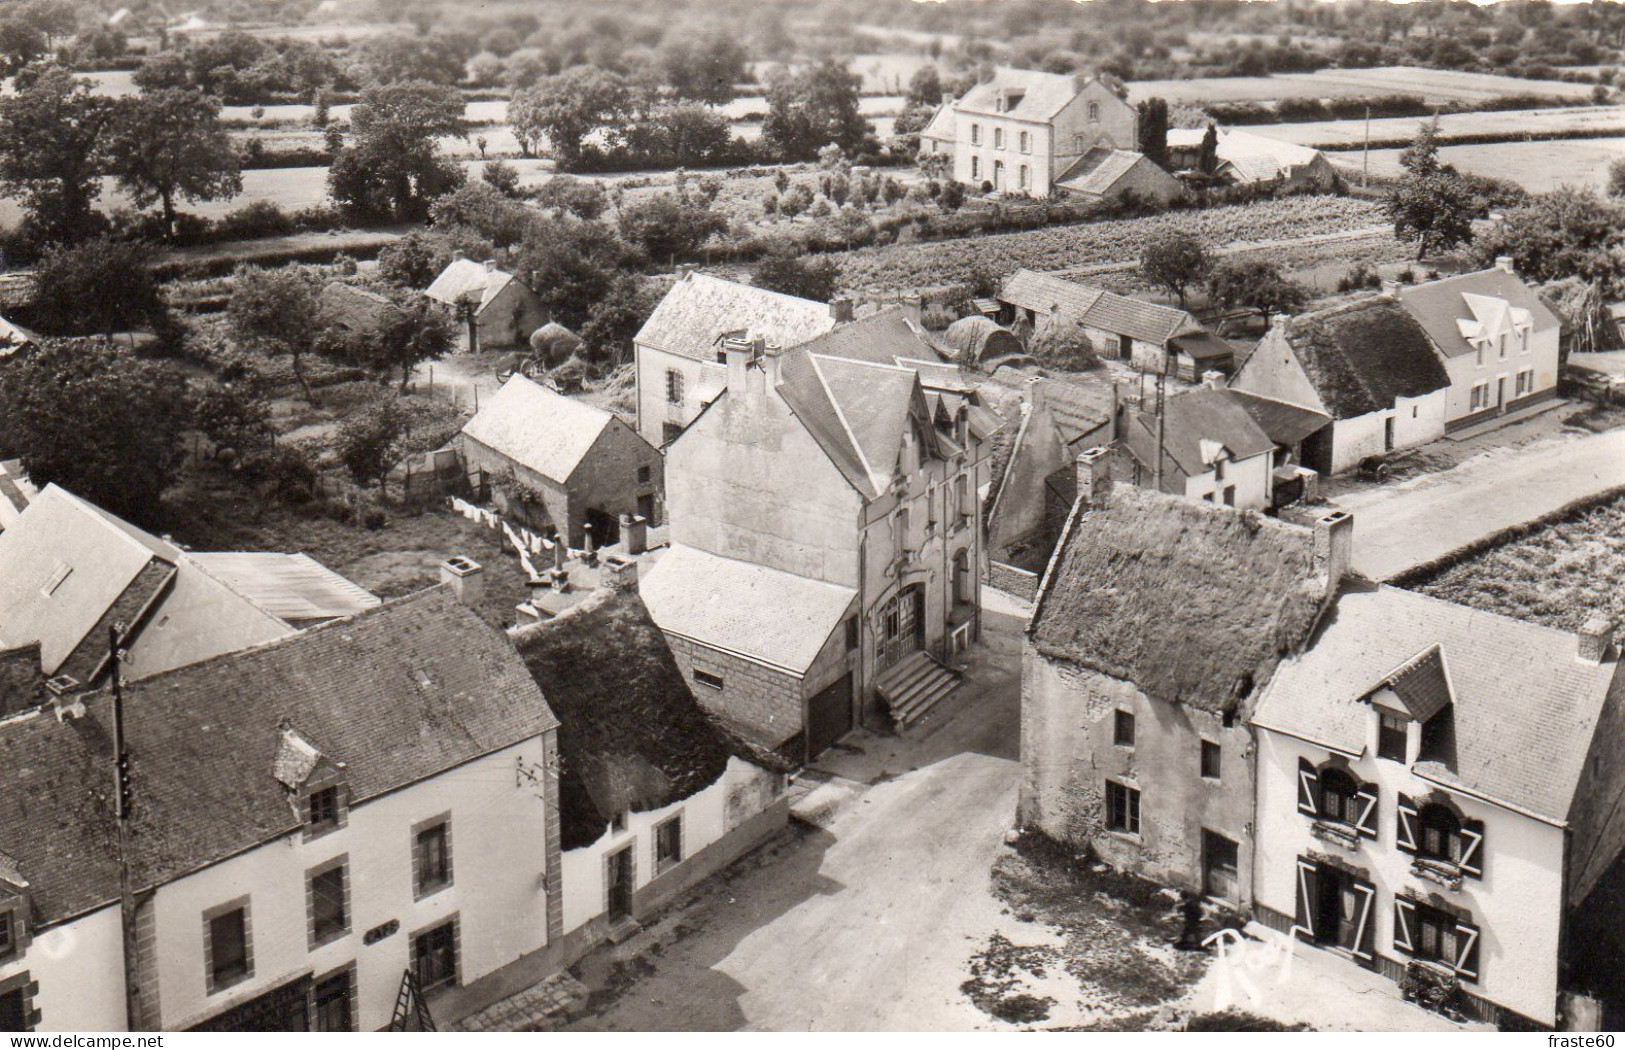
[[240, 442, 320, 504]]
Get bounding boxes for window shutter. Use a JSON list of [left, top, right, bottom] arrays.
[[1453, 919, 1481, 982], [1392, 898, 1416, 954], [1355, 783, 1379, 839], [1396, 794, 1419, 854], [1292, 858, 1318, 941], [1350, 878, 1377, 963], [1297, 758, 1319, 816], [1457, 820, 1484, 878]]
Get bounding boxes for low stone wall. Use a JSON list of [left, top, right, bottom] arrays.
[[986, 560, 1040, 601]]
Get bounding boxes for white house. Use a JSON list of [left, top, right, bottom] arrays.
[[424, 255, 549, 353], [1167, 127, 1340, 192], [1251, 586, 1625, 1028], [1395, 261, 1564, 433]]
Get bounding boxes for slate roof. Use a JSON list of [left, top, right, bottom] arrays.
[[424, 258, 527, 316], [919, 101, 956, 143], [634, 272, 838, 363], [957, 68, 1088, 120], [187, 553, 382, 625], [1226, 390, 1332, 448], [1280, 298, 1451, 420], [461, 374, 620, 484], [1000, 269, 1106, 321], [0, 587, 557, 925], [1397, 268, 1562, 360], [792, 306, 944, 367], [1252, 584, 1618, 824], [1382, 644, 1454, 723], [1085, 290, 1199, 345], [1169, 330, 1236, 364], [1056, 148, 1150, 197], [775, 351, 925, 496], [511, 585, 774, 850], [1031, 486, 1330, 713], [640, 545, 856, 677], [1120, 387, 1277, 481]]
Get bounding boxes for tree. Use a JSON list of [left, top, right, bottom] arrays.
[[106, 88, 242, 238], [227, 264, 322, 397], [428, 180, 533, 248], [0, 65, 115, 245], [334, 398, 408, 494], [376, 231, 451, 289], [1139, 230, 1211, 306], [1399, 116, 1444, 178], [510, 67, 633, 169], [327, 81, 466, 221], [1476, 189, 1625, 292], [1386, 170, 1476, 261], [510, 216, 639, 329], [1198, 122, 1219, 177], [1205, 258, 1311, 321], [191, 380, 274, 458], [579, 276, 654, 364], [1136, 97, 1170, 170], [660, 34, 746, 105], [534, 176, 608, 220], [349, 33, 467, 87], [616, 193, 727, 264], [1609, 157, 1625, 198], [905, 65, 945, 108], [29, 237, 165, 339], [362, 296, 455, 390], [481, 158, 521, 197], [0, 338, 189, 522], [761, 59, 874, 162], [0, 20, 46, 76], [752, 250, 839, 302]]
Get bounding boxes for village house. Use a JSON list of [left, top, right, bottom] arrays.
[[0, 314, 37, 360], [0, 460, 34, 534], [318, 282, 404, 336], [0, 586, 562, 1032], [460, 374, 664, 549], [0, 485, 379, 693], [1054, 147, 1184, 206], [510, 577, 789, 948], [424, 254, 549, 353], [1250, 587, 1625, 1029], [1167, 128, 1340, 192], [1394, 261, 1564, 434], [935, 68, 1140, 198], [1230, 299, 1451, 475], [648, 339, 998, 756], [1021, 475, 1349, 908]]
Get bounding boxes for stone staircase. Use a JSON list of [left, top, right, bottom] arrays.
[[876, 651, 960, 729]]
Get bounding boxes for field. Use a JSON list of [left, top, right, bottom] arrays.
[[1326, 137, 1625, 193], [1124, 65, 1600, 106], [826, 195, 1387, 293], [1407, 492, 1625, 631], [1240, 104, 1625, 149]]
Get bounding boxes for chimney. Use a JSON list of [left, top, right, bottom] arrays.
[[1025, 375, 1046, 415], [676, 263, 697, 278], [1495, 255, 1516, 276], [829, 297, 854, 324], [1076, 447, 1113, 508], [440, 557, 485, 608], [452, 249, 465, 262], [901, 293, 922, 326], [941, 91, 954, 106], [1313, 510, 1353, 587], [483, 259, 497, 273], [1201, 370, 1225, 390], [1269, 312, 1292, 330], [551, 538, 566, 573], [723, 336, 754, 395], [529, 269, 542, 290], [761, 341, 782, 391], [1380, 280, 1401, 300], [624, 513, 649, 556], [582, 522, 597, 566], [1578, 617, 1615, 664]]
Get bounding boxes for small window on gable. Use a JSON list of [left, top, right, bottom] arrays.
[[1087, 101, 1100, 122], [1378, 712, 1408, 763], [1200, 740, 1221, 781], [309, 786, 341, 832], [845, 617, 859, 651], [637, 465, 652, 484], [1113, 709, 1134, 747], [41, 562, 71, 597]]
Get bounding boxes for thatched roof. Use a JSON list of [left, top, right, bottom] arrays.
[[1030, 485, 1331, 713], [511, 586, 778, 850], [1282, 299, 1450, 420]]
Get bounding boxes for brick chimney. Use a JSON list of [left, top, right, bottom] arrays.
[[901, 293, 922, 326], [829, 296, 854, 324], [1495, 255, 1516, 276], [1201, 370, 1225, 390], [621, 513, 648, 555], [1313, 510, 1353, 587], [451, 249, 466, 262], [440, 556, 485, 608], [761, 342, 783, 391], [1578, 617, 1615, 664], [1076, 447, 1113, 508]]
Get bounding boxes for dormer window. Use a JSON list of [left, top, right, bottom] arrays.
[[1377, 711, 1408, 762], [309, 787, 340, 831], [274, 727, 348, 841]]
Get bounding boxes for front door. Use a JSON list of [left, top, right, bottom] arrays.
[[0, 990, 25, 1032], [1202, 830, 1240, 904], [1384, 415, 1396, 452], [313, 970, 352, 1032], [607, 846, 634, 921], [878, 586, 924, 669], [807, 673, 854, 759]]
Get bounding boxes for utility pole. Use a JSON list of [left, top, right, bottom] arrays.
[[111, 624, 140, 1033], [1362, 105, 1370, 191], [1152, 368, 1167, 494]]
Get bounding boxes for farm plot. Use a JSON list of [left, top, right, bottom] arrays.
[[1126, 65, 1598, 106], [1239, 104, 1625, 149], [828, 195, 1387, 293], [1326, 137, 1625, 193]]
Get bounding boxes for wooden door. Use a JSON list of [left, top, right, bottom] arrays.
[[607, 847, 634, 920], [807, 673, 854, 759]]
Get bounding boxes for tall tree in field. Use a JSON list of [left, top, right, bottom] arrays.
[[29, 237, 166, 339], [905, 65, 945, 108], [227, 264, 323, 398], [0, 65, 115, 245], [761, 59, 873, 161], [1386, 119, 1475, 261], [1136, 97, 1170, 170], [1399, 116, 1444, 178], [509, 67, 633, 169], [0, 20, 46, 75], [1139, 230, 1211, 307], [328, 81, 467, 220], [1205, 258, 1311, 321], [660, 34, 746, 105], [365, 296, 456, 390], [106, 88, 242, 239]]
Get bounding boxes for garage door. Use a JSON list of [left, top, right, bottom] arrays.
[[807, 674, 854, 760]]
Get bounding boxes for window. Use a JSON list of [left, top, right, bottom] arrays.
[[637, 465, 651, 484], [1469, 381, 1490, 412], [1019, 164, 1029, 190], [207, 905, 250, 991], [415, 820, 452, 898], [0, 912, 13, 962], [1212, 458, 1225, 482], [655, 815, 683, 875], [845, 617, 859, 651], [1415, 908, 1458, 965], [1498, 333, 1507, 359], [1113, 709, 1134, 747], [1200, 740, 1221, 780], [1378, 711, 1408, 762], [1087, 101, 1100, 122], [309, 787, 340, 832], [694, 668, 724, 689], [971, 156, 980, 179], [970, 123, 980, 145], [1418, 805, 1463, 864], [412, 920, 458, 991], [0, 986, 26, 1033], [993, 127, 1003, 149], [313, 969, 353, 1032], [662, 422, 683, 447], [1105, 780, 1140, 835], [309, 862, 348, 947], [1515, 369, 1533, 397], [664, 369, 683, 405], [1474, 344, 1484, 367], [1318, 768, 1359, 825], [1019, 130, 1030, 154]]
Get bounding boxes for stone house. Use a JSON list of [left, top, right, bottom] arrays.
[[996, 270, 1221, 377], [1055, 148, 1183, 206], [1251, 587, 1625, 1028], [1112, 386, 1280, 511], [945, 68, 1139, 197], [0, 587, 563, 1032], [1394, 261, 1564, 434], [654, 339, 998, 750], [1230, 300, 1451, 475], [510, 580, 788, 947], [424, 255, 548, 352], [1021, 477, 1349, 908], [1167, 128, 1340, 192], [460, 375, 664, 549]]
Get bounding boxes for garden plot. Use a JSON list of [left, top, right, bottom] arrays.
[[1125, 66, 1597, 106], [1326, 137, 1625, 193], [1239, 104, 1625, 149]]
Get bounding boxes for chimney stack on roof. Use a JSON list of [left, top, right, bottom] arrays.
[[452, 250, 466, 262], [829, 296, 855, 324], [901, 293, 922, 326], [1076, 447, 1113, 509], [1201, 370, 1225, 391], [621, 513, 648, 556], [723, 335, 756, 398], [676, 263, 697, 278], [1313, 510, 1353, 588], [1578, 617, 1615, 665], [1495, 256, 1516, 276], [1380, 280, 1402, 300], [942, 91, 955, 106], [1269, 312, 1292, 330], [440, 556, 485, 609], [582, 523, 598, 567], [483, 259, 497, 273]]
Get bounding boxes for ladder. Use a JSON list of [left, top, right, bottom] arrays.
[[388, 969, 437, 1032]]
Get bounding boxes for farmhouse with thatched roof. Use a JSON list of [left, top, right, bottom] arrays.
[[1021, 473, 1350, 906]]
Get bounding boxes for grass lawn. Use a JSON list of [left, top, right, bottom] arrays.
[[1327, 137, 1625, 193], [1407, 492, 1625, 631]]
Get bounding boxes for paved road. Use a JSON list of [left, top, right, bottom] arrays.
[[562, 591, 1028, 1032], [1339, 427, 1625, 581]]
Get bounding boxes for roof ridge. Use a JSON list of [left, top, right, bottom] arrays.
[[809, 352, 915, 376], [807, 355, 878, 487]]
